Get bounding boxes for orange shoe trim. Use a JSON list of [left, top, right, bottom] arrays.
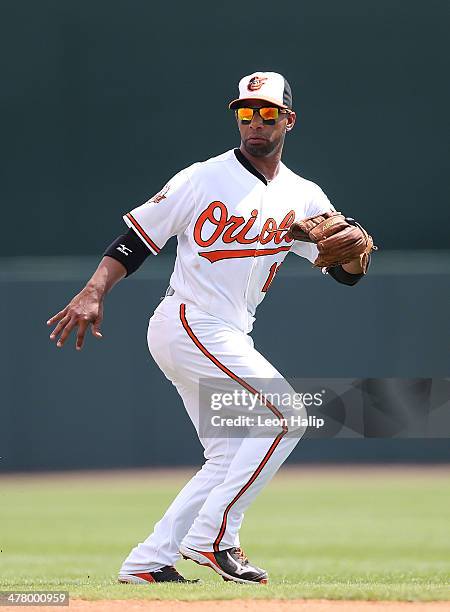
[[133, 572, 156, 583]]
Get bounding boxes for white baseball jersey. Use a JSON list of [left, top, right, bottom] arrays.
[[124, 149, 333, 333]]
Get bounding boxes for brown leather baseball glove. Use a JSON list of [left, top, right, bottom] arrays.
[[287, 211, 377, 273]]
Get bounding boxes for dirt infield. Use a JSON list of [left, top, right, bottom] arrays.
[[2, 601, 448, 612]]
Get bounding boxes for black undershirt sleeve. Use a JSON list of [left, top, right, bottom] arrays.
[[103, 228, 152, 277]]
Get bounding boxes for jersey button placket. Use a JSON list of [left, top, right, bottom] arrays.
[[243, 185, 265, 329]]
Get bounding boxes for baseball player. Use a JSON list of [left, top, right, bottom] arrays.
[[47, 72, 375, 585]]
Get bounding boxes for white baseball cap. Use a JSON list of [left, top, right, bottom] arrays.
[[228, 71, 293, 110]]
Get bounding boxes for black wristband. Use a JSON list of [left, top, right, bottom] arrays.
[[327, 264, 365, 286], [103, 228, 152, 277]]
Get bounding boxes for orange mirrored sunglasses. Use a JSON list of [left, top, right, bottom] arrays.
[[236, 107, 290, 125]]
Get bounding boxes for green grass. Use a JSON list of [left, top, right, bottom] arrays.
[[0, 468, 449, 601]]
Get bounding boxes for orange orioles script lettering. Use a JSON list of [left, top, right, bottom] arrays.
[[193, 201, 295, 263]]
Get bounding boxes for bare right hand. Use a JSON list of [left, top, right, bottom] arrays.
[[47, 285, 104, 351]]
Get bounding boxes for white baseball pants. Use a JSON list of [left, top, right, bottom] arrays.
[[120, 294, 305, 574]]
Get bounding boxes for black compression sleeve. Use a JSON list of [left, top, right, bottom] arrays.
[[103, 228, 152, 277], [327, 265, 364, 286]]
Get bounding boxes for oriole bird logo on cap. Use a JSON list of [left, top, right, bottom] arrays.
[[247, 76, 267, 91]]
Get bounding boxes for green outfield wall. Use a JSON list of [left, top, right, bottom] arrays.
[[1, 252, 449, 471], [1, 0, 449, 470]]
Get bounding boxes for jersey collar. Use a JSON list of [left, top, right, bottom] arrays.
[[233, 148, 268, 185]]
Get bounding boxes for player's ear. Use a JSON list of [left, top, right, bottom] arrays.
[[286, 111, 296, 132]]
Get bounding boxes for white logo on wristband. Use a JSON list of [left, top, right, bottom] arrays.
[[117, 244, 132, 256]]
